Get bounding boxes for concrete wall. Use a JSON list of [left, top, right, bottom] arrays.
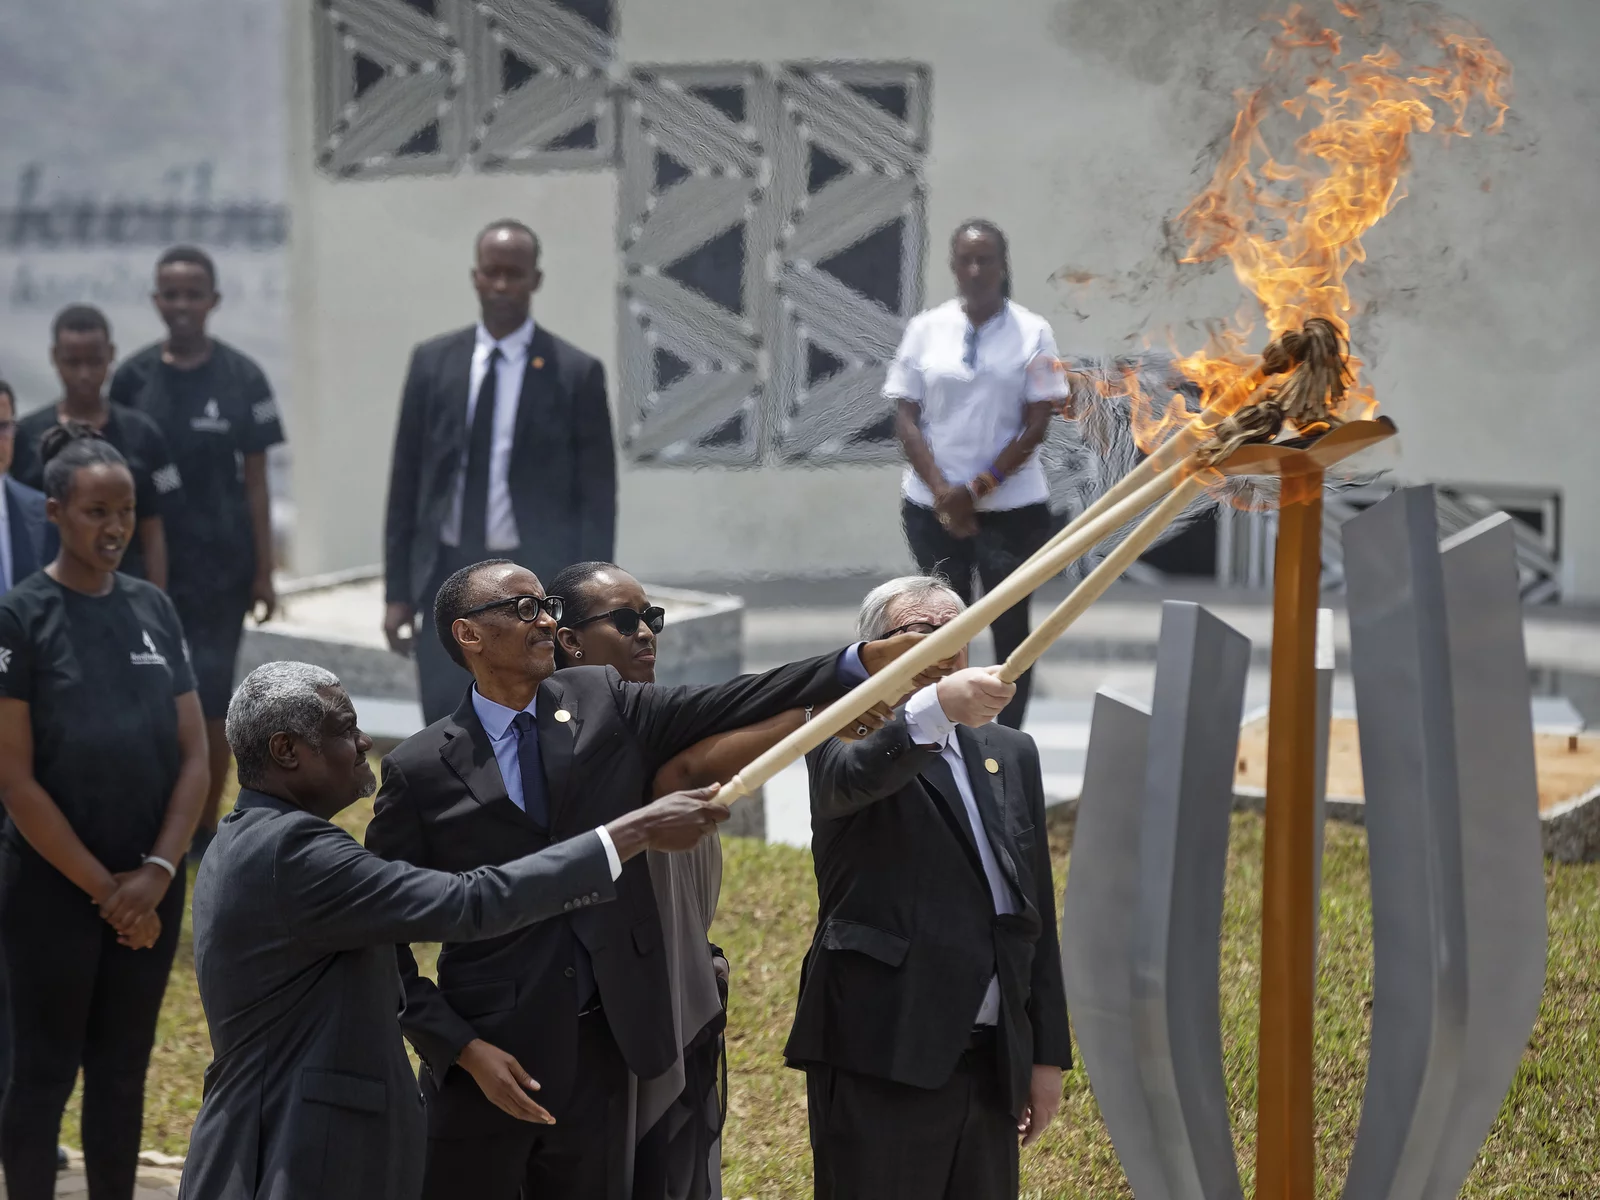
[[285, 0, 1600, 594]]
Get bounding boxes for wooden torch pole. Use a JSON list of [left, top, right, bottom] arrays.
[[1255, 471, 1324, 1200]]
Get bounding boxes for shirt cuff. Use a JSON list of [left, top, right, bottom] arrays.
[[836, 643, 870, 687], [904, 684, 956, 747], [596, 827, 623, 881]]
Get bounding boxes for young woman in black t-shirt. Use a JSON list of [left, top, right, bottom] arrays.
[[10, 305, 183, 588], [0, 425, 208, 1200]]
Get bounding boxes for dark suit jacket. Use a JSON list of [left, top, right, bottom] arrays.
[[382, 324, 616, 608], [785, 717, 1072, 1119], [364, 652, 852, 1139], [3, 476, 54, 590], [180, 789, 616, 1200]]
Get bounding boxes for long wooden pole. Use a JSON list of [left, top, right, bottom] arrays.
[[998, 475, 1209, 683], [1254, 477, 1324, 1200], [716, 458, 1195, 804], [1017, 363, 1266, 575]]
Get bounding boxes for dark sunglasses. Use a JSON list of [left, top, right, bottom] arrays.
[[881, 619, 950, 639], [570, 606, 666, 637], [460, 594, 565, 624]]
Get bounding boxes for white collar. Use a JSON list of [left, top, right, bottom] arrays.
[[471, 684, 536, 741], [475, 317, 536, 356]]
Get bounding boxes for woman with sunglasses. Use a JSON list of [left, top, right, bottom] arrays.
[[888, 218, 1071, 730], [548, 561, 935, 1200]]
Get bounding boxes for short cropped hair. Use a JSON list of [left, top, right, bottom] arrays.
[[855, 575, 966, 641], [52, 304, 111, 344], [476, 218, 540, 259], [157, 244, 218, 289], [433, 558, 516, 668], [226, 661, 342, 790]]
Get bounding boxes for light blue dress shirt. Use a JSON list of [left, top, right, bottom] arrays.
[[469, 686, 622, 878]]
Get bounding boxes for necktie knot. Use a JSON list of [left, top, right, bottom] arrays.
[[512, 710, 536, 736]]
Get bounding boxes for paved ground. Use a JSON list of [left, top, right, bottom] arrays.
[[0, 1152, 182, 1198]]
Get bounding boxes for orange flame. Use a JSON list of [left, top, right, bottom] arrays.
[[1127, 4, 1513, 459]]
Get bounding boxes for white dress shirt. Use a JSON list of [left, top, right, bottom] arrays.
[[470, 685, 623, 880], [442, 318, 536, 551], [0, 482, 12, 595], [885, 298, 1068, 512], [904, 684, 1018, 1025]]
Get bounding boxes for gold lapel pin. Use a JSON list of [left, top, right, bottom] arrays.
[[531, 356, 545, 369], [553, 709, 572, 723], [985, 757, 1000, 775]]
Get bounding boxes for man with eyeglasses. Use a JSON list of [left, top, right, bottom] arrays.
[[786, 575, 1072, 1200], [0, 382, 57, 599], [364, 558, 912, 1200]]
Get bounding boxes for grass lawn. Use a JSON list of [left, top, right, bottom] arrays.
[[79, 782, 1600, 1198]]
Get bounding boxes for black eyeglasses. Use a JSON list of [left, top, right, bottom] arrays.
[[569, 606, 666, 637], [460, 594, 565, 624], [881, 619, 950, 639]]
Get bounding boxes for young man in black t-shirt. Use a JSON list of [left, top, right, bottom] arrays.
[[11, 306, 181, 588], [110, 245, 285, 858]]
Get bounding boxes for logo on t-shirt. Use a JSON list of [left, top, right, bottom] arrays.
[[130, 630, 168, 668], [0, 648, 11, 674], [191, 398, 232, 434], [152, 464, 183, 495], [252, 397, 279, 426]]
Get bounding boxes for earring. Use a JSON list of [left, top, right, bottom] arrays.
[[574, 649, 583, 659]]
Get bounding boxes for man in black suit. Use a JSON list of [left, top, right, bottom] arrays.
[[0, 381, 57, 594], [364, 558, 897, 1200], [181, 661, 729, 1200], [787, 576, 1073, 1200], [382, 219, 616, 723]]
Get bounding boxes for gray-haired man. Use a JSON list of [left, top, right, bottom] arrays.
[[786, 576, 1072, 1200], [178, 662, 727, 1200]]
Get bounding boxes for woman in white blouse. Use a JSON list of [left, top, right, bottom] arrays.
[[887, 218, 1068, 728]]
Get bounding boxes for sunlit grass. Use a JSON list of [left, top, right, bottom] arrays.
[[77, 771, 1600, 1197]]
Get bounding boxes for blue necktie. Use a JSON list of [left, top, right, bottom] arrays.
[[511, 711, 595, 1007], [510, 711, 550, 828]]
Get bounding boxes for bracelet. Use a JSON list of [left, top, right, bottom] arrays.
[[143, 855, 178, 879], [988, 461, 1008, 484]]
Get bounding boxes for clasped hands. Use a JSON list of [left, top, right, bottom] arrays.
[[95, 863, 172, 950]]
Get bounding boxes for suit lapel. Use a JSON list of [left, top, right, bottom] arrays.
[[957, 726, 1026, 901], [438, 699, 537, 833], [510, 326, 557, 458], [536, 674, 583, 829], [920, 753, 988, 883]]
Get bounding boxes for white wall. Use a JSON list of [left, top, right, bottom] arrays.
[[286, 0, 1600, 593]]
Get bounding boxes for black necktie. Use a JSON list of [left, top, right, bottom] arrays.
[[458, 346, 501, 553], [510, 710, 549, 829], [511, 711, 597, 1007]]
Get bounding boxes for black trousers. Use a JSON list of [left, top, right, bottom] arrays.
[[805, 1038, 1018, 1200], [421, 1009, 629, 1200], [901, 500, 1054, 729], [0, 843, 183, 1200], [415, 548, 486, 726]]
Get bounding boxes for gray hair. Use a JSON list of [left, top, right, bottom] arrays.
[[226, 661, 343, 789], [856, 575, 967, 641]]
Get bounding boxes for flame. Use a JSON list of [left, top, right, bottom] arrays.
[[1123, 4, 1512, 465]]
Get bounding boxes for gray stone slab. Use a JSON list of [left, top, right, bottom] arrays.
[[1422, 514, 1547, 1199], [1061, 689, 1169, 1200], [1341, 486, 1470, 1200], [1314, 607, 1335, 956], [1131, 602, 1251, 1200]]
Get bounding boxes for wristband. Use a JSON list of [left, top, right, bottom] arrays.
[[143, 855, 178, 879], [988, 461, 1007, 484]]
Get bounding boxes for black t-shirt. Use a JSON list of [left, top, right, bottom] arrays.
[[10, 403, 184, 583], [0, 571, 195, 871], [110, 341, 285, 601]]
